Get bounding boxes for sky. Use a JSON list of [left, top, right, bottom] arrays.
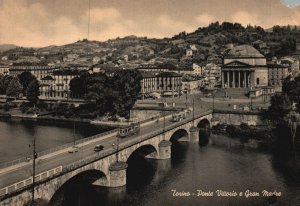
[[0, 0, 300, 47]]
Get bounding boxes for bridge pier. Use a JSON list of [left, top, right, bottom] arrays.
[[158, 140, 172, 159], [189, 127, 200, 142], [108, 161, 128, 187]]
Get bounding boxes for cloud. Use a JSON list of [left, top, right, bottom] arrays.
[[0, 0, 82, 46], [195, 13, 216, 26], [231, 11, 259, 26], [156, 15, 195, 36], [1, 0, 300, 47], [0, 0, 142, 47]]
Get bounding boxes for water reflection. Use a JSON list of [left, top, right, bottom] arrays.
[[0, 119, 108, 163]]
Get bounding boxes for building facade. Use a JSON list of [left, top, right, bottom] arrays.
[[140, 72, 182, 98], [222, 45, 268, 88], [39, 69, 81, 98], [0, 65, 9, 75], [9, 62, 54, 80], [267, 63, 289, 87]]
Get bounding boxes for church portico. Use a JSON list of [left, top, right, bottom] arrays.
[[222, 69, 253, 88]]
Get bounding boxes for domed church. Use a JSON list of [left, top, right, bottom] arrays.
[[221, 45, 268, 88]]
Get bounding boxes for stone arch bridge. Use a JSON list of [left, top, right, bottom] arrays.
[[0, 110, 212, 206]]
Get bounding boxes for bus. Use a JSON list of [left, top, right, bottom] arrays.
[[118, 122, 140, 138]]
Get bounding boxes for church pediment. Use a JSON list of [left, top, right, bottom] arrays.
[[223, 60, 251, 68]]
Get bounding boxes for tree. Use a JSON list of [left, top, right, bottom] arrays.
[[86, 73, 109, 113], [69, 77, 84, 98], [26, 79, 40, 104], [282, 76, 300, 112], [111, 70, 142, 117], [6, 78, 23, 98], [18, 72, 36, 95], [69, 71, 89, 98], [0, 75, 13, 94], [263, 94, 292, 124]]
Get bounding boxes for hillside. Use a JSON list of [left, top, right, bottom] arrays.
[[1, 22, 299, 67], [0, 44, 18, 53]]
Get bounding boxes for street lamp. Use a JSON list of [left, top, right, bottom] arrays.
[[31, 136, 37, 205], [212, 93, 215, 112], [185, 91, 188, 108], [250, 96, 253, 111]]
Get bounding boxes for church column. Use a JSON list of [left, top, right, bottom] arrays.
[[233, 71, 235, 88], [227, 71, 230, 88], [238, 71, 241, 88], [244, 72, 247, 88]]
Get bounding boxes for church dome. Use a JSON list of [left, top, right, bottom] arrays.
[[227, 45, 264, 58]]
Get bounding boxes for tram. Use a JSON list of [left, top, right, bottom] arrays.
[[172, 111, 186, 122], [118, 122, 140, 138]]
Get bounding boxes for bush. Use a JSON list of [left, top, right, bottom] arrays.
[[3, 103, 10, 111], [26, 107, 39, 114]]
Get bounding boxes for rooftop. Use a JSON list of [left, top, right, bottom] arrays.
[[226, 45, 264, 58]]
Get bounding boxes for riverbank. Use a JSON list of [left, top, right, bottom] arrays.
[[211, 123, 273, 151]]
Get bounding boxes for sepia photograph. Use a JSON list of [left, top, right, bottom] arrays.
[[0, 0, 300, 205]]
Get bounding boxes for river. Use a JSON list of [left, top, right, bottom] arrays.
[[0, 119, 107, 163], [1, 120, 299, 205], [49, 139, 300, 206]]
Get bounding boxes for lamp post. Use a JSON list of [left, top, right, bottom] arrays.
[[116, 136, 119, 162], [31, 136, 37, 205], [185, 91, 188, 108], [73, 120, 76, 147], [192, 97, 195, 127], [212, 93, 215, 112], [163, 98, 166, 138]]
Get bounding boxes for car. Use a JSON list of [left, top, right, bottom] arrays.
[[94, 144, 104, 152], [68, 146, 79, 153]]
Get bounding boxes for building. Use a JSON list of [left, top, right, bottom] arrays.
[[267, 62, 289, 88], [140, 71, 182, 99], [280, 57, 299, 76], [156, 72, 182, 94], [0, 64, 9, 75], [40, 69, 81, 99], [9, 62, 54, 80], [192, 63, 205, 76], [51, 69, 81, 98], [136, 64, 177, 75], [140, 72, 157, 98], [186, 49, 193, 57], [40, 75, 54, 98], [182, 79, 202, 93], [204, 63, 221, 82], [221, 45, 268, 88]]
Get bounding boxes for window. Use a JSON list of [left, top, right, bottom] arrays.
[[256, 78, 260, 85]]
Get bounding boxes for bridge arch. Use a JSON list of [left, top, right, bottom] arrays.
[[125, 144, 158, 190], [49, 169, 107, 205], [197, 118, 211, 146], [126, 144, 158, 162], [169, 129, 189, 142]]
